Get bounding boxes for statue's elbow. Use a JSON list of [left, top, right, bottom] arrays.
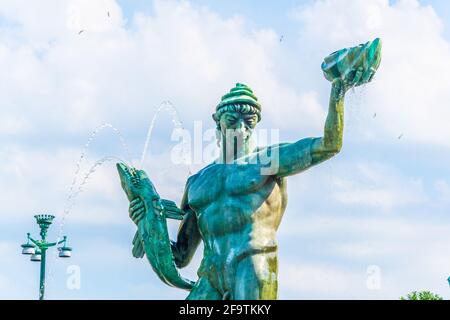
[[334, 143, 342, 154], [175, 258, 186, 268], [324, 142, 342, 157], [174, 252, 191, 268], [172, 242, 187, 268], [333, 136, 343, 152]]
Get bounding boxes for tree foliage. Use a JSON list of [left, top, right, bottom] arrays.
[[400, 291, 443, 300]]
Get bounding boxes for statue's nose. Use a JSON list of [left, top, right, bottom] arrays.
[[235, 119, 246, 131]]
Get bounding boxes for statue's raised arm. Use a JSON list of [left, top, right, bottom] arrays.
[[266, 38, 382, 178]]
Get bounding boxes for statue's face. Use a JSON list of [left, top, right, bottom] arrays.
[[218, 111, 258, 149]]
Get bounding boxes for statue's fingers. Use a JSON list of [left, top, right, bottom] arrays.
[[128, 205, 136, 217], [133, 212, 146, 225], [129, 205, 143, 219], [367, 67, 377, 82], [361, 67, 375, 83], [130, 198, 141, 206], [131, 207, 145, 219], [130, 198, 143, 208], [130, 200, 144, 212], [332, 78, 345, 97], [134, 200, 145, 209], [351, 67, 363, 87], [131, 208, 146, 223], [136, 209, 146, 219]]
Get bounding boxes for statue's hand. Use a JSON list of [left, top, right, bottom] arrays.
[[332, 66, 376, 97], [129, 198, 146, 226]]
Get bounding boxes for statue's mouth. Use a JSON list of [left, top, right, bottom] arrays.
[[117, 162, 143, 191], [116, 162, 137, 183], [116, 162, 129, 179]]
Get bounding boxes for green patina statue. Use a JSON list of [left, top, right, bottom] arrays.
[[117, 38, 382, 300]]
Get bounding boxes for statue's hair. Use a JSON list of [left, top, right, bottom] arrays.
[[212, 103, 261, 128]]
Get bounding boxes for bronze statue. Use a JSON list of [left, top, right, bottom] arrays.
[[117, 38, 382, 299]]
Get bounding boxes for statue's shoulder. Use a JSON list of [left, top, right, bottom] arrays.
[[185, 161, 216, 187], [254, 139, 314, 156], [255, 143, 291, 153], [248, 143, 291, 162]]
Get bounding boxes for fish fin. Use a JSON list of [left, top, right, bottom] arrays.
[[132, 231, 145, 258], [161, 199, 185, 220]]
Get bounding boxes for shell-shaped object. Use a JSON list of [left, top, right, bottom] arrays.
[[321, 38, 382, 85]]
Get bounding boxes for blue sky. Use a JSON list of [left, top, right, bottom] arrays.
[[1, 0, 450, 300], [117, 0, 450, 39]]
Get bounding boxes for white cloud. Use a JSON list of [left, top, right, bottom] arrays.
[[0, 0, 327, 227], [278, 215, 450, 299], [279, 262, 369, 299], [0, 115, 29, 134], [0, 0, 324, 135], [1, 0, 449, 300], [0, 241, 36, 299], [292, 0, 450, 147], [434, 179, 450, 202], [332, 162, 427, 212]]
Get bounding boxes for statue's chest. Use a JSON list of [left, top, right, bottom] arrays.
[[187, 164, 268, 210]]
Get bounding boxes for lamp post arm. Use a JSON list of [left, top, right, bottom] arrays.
[[44, 241, 57, 247], [45, 238, 65, 247], [28, 236, 40, 247], [45, 236, 67, 248]]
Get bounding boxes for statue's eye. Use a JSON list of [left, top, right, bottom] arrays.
[[245, 116, 257, 127], [226, 117, 237, 125]]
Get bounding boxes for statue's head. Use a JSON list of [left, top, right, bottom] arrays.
[[212, 83, 261, 158]]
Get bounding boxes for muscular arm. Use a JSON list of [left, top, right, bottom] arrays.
[[171, 208, 201, 268], [266, 80, 345, 178], [310, 79, 345, 164], [170, 179, 202, 268]]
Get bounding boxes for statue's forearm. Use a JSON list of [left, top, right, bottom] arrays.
[[170, 208, 201, 268], [311, 81, 345, 164], [268, 82, 346, 178], [171, 240, 190, 268], [323, 82, 345, 150]]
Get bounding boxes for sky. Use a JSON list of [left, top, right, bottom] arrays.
[[0, 0, 450, 300]]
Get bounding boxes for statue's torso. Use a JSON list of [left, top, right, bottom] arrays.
[[187, 162, 287, 258]]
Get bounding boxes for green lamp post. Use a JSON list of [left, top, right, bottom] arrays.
[[21, 214, 72, 300]]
